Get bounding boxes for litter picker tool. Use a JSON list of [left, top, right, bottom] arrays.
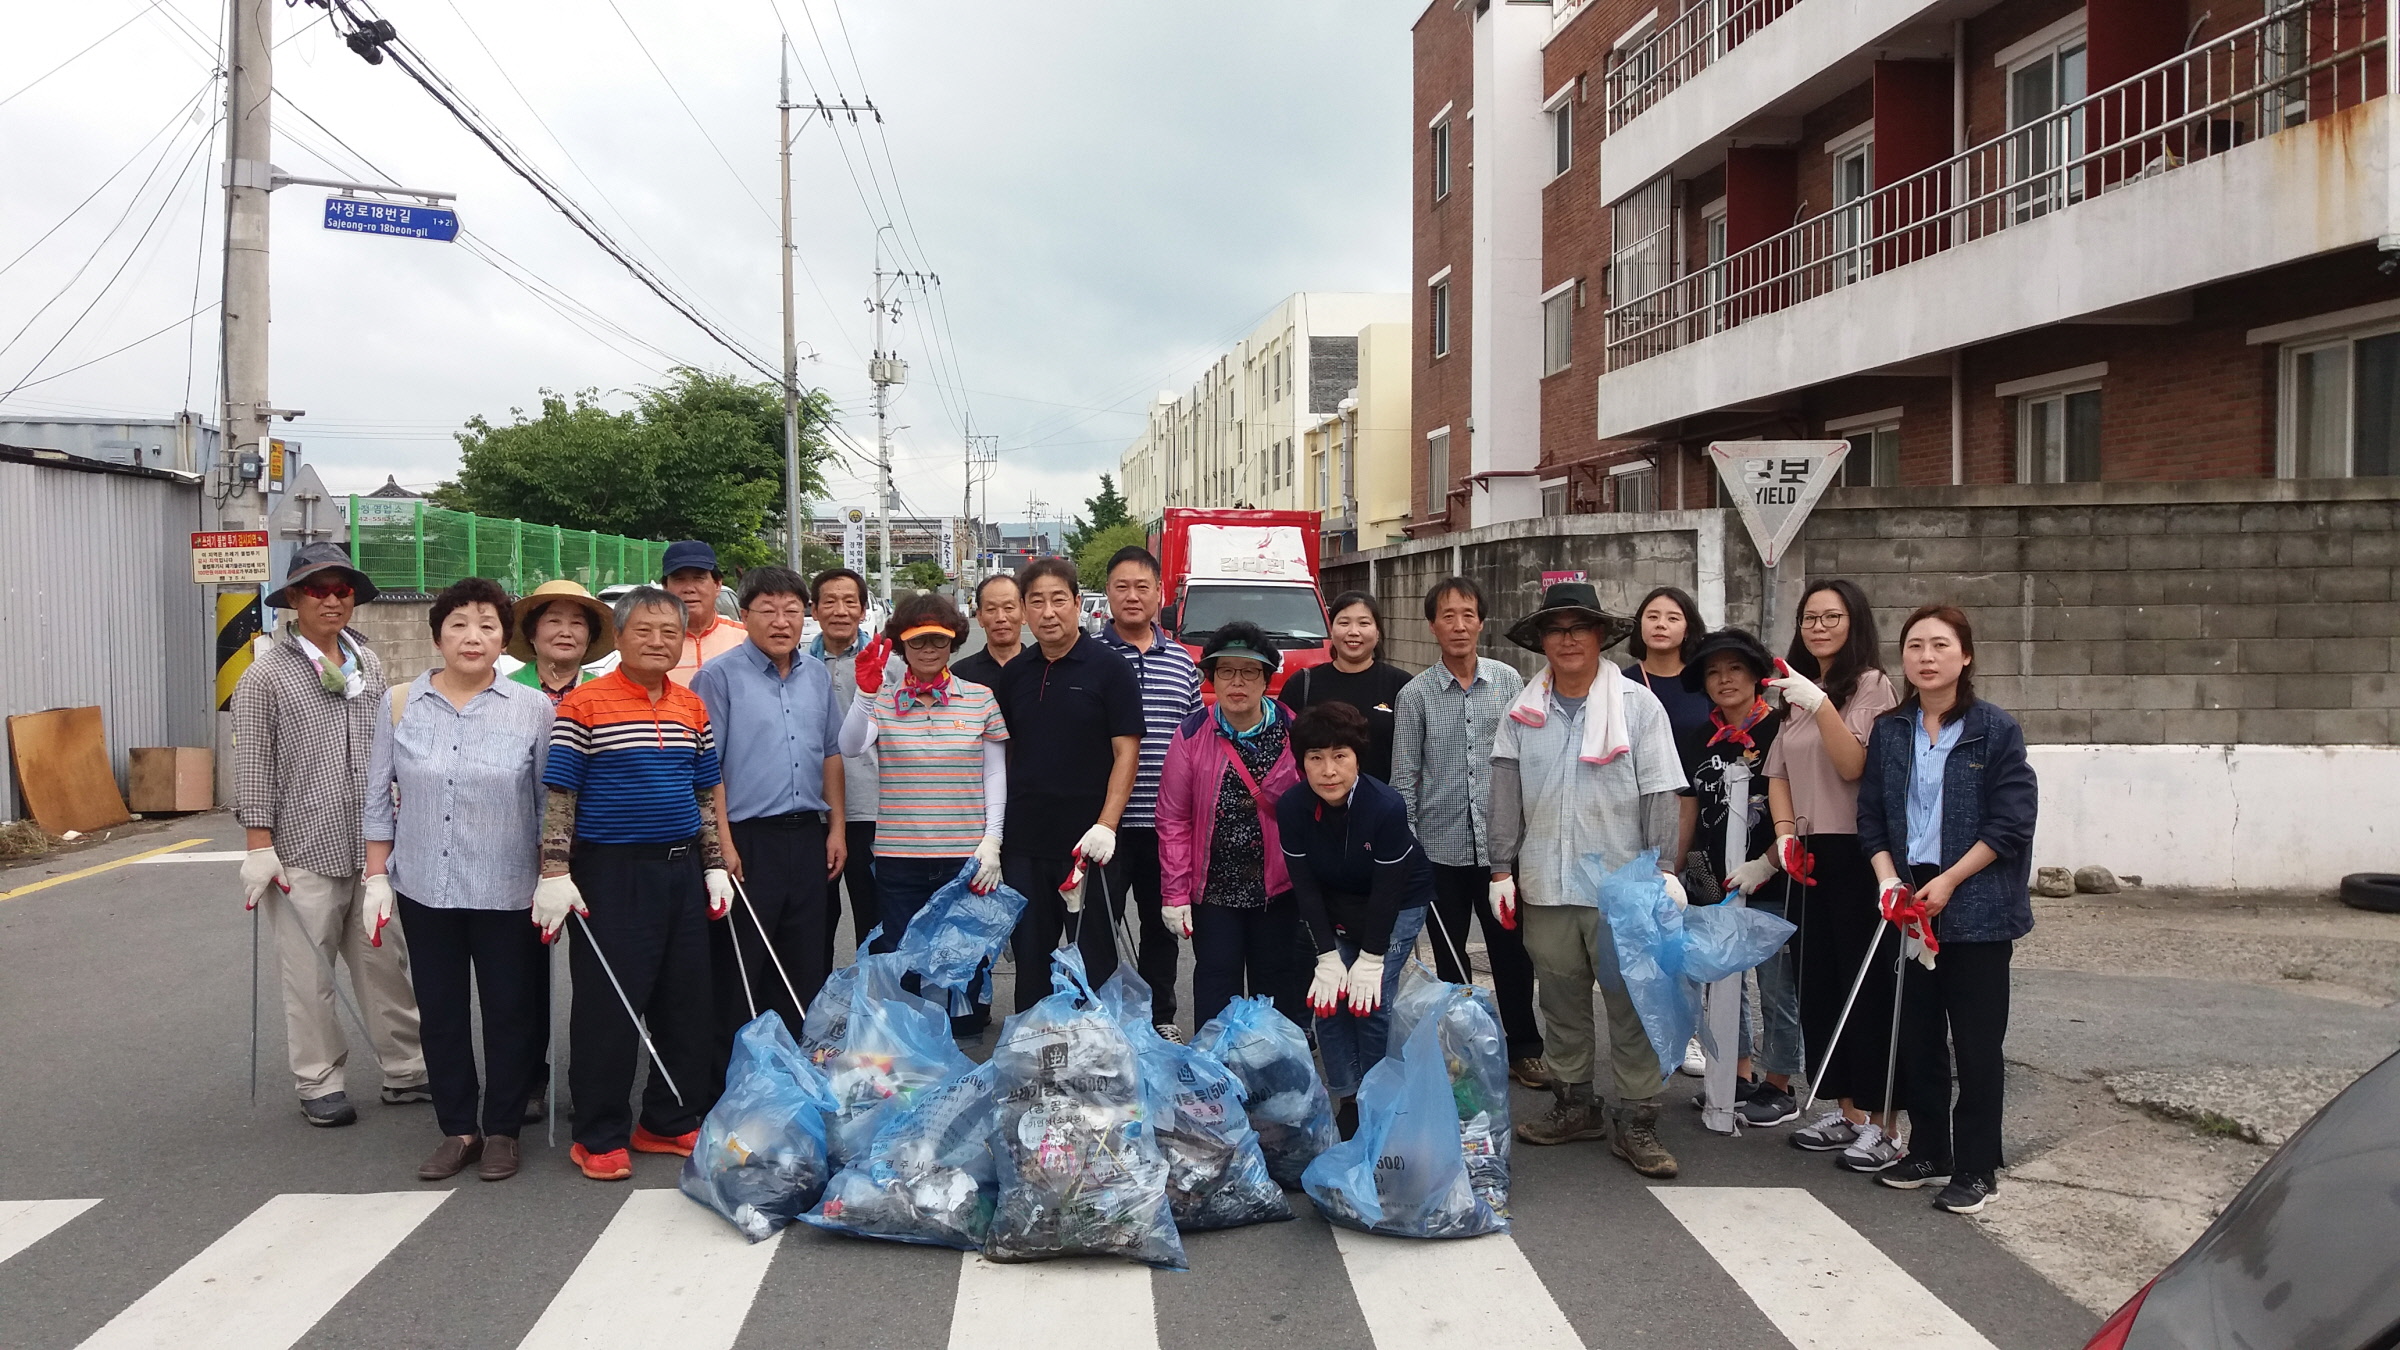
[[728, 874, 805, 1015], [1797, 919, 1888, 1115], [249, 898, 261, 1102], [1423, 895, 1473, 979], [569, 910, 684, 1105]]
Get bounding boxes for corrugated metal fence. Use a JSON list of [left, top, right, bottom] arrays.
[[0, 455, 212, 818]]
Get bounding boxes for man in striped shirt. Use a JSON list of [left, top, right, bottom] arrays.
[[1093, 545, 1203, 1039], [534, 586, 731, 1182]]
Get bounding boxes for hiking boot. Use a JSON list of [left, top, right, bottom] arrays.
[[1933, 1172, 1995, 1214], [301, 1092, 357, 1128], [1510, 1056, 1557, 1090], [417, 1135, 482, 1181], [1515, 1082, 1609, 1146], [630, 1124, 698, 1157], [1608, 1100, 1679, 1178], [1740, 1083, 1802, 1128], [1790, 1109, 1858, 1151], [1835, 1121, 1905, 1173], [1879, 1156, 1951, 1190]]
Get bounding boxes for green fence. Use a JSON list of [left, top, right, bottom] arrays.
[[349, 498, 668, 596]]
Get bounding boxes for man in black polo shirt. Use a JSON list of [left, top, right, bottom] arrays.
[[989, 556, 1144, 1012]]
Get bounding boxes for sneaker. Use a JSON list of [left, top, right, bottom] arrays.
[[1740, 1083, 1801, 1128], [569, 1143, 632, 1181], [1154, 1022, 1188, 1045], [630, 1124, 698, 1157], [1836, 1121, 1905, 1173], [381, 1082, 434, 1105], [1933, 1172, 1994, 1213], [1790, 1109, 1858, 1151], [300, 1092, 357, 1128], [1879, 1156, 1952, 1190], [1510, 1056, 1557, 1090], [1692, 1074, 1762, 1111], [1679, 1039, 1707, 1077]]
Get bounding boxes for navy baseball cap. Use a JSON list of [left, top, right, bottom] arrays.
[[661, 539, 719, 578]]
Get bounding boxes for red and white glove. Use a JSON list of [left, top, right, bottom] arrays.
[[1344, 952, 1387, 1016], [1766, 658, 1827, 715], [532, 873, 587, 943], [363, 874, 397, 947], [1488, 876, 1517, 930], [240, 846, 287, 912], [1071, 823, 1117, 866], [1306, 950, 1348, 1017], [1879, 876, 1940, 969], [704, 867, 734, 920], [854, 637, 893, 696], [970, 835, 1003, 895], [1772, 834, 1817, 885], [1660, 871, 1689, 908], [1058, 854, 1089, 914], [1161, 904, 1193, 938]]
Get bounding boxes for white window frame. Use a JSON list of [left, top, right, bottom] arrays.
[[1540, 278, 1576, 376], [2000, 364, 2107, 484], [1610, 458, 1660, 514], [1826, 407, 1906, 487], [1429, 271, 1453, 358], [1425, 427, 1453, 515], [2265, 313, 2400, 478], [1539, 475, 1569, 516], [1430, 109, 1454, 202], [2002, 16, 2090, 221], [1544, 81, 1576, 180], [1824, 124, 1875, 288]]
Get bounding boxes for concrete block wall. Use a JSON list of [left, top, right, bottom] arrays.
[[346, 599, 437, 688]]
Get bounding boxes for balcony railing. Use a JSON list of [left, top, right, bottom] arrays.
[[1604, 0, 2388, 370], [1605, 0, 1805, 133]]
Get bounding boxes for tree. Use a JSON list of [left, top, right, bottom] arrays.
[[799, 538, 842, 580], [1074, 520, 1149, 592], [432, 368, 837, 571], [896, 560, 949, 593], [1063, 473, 1133, 559]]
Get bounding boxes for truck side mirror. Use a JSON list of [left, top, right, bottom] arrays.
[[1161, 601, 1179, 632]]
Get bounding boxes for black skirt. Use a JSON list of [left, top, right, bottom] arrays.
[[1793, 833, 1897, 1111]]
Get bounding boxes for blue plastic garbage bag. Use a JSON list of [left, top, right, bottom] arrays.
[[1096, 966, 1292, 1232], [893, 861, 1027, 1011], [1681, 902, 1798, 985], [1588, 849, 1699, 1092], [1301, 1012, 1507, 1239], [797, 925, 883, 1064], [982, 949, 1187, 1269], [800, 1061, 1002, 1250], [1192, 995, 1340, 1190], [803, 949, 975, 1165], [679, 1011, 839, 1242], [1386, 964, 1513, 1219]]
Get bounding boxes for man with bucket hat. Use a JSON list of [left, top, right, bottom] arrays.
[[509, 580, 615, 703], [1487, 579, 1689, 1176], [232, 542, 427, 1127]]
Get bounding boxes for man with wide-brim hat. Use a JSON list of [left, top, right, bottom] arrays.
[[1487, 578, 1690, 1178], [234, 541, 427, 1128], [510, 580, 616, 704]]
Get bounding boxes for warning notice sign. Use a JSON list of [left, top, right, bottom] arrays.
[[191, 531, 270, 584]]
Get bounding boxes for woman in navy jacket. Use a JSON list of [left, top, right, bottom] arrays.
[[1856, 604, 2037, 1217]]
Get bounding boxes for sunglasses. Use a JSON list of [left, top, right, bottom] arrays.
[[295, 579, 355, 601], [902, 634, 953, 650], [1539, 622, 1600, 639]]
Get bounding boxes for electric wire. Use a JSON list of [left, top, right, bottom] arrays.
[[0, 70, 218, 281], [0, 3, 162, 110], [600, 0, 777, 230]]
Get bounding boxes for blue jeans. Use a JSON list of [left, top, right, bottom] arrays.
[[1314, 903, 1427, 1098], [868, 854, 990, 1032], [1739, 899, 1804, 1078]]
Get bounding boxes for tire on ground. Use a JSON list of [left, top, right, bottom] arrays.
[[2337, 872, 2400, 914]]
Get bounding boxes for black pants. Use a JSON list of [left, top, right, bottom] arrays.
[[1117, 826, 1181, 1021], [1002, 851, 1120, 1013], [828, 820, 880, 964], [568, 840, 716, 1153], [1899, 865, 2014, 1176], [1795, 834, 1893, 1111], [1190, 893, 1305, 1030], [716, 817, 830, 1068], [1426, 863, 1545, 1060], [397, 894, 545, 1139]]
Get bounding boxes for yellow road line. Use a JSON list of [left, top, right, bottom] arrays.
[[0, 837, 210, 903]]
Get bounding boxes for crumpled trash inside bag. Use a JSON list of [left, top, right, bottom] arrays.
[[801, 1060, 1002, 1250], [1191, 994, 1339, 1191], [892, 861, 1027, 1011], [1680, 902, 1798, 985], [1301, 1011, 1507, 1240], [1096, 967, 1291, 1232], [679, 1011, 838, 1242], [803, 950, 975, 1165], [982, 949, 1187, 1269], [1386, 964, 1514, 1219]]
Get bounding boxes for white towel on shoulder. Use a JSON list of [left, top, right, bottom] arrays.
[[1505, 661, 1631, 765]]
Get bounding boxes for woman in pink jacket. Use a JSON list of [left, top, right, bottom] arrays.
[[1157, 621, 1306, 1033]]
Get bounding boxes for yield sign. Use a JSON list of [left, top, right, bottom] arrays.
[[1708, 441, 1850, 568]]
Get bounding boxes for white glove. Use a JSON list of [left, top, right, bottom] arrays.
[[704, 867, 734, 920], [1161, 903, 1193, 938], [240, 846, 286, 911], [363, 874, 397, 948], [1344, 952, 1387, 1016], [1724, 855, 1776, 896], [970, 835, 1004, 894], [1765, 659, 1826, 715], [532, 872, 586, 942], [1071, 823, 1117, 866], [1058, 854, 1089, 913], [1660, 872, 1689, 908], [1306, 950, 1349, 1017], [1488, 875, 1517, 930]]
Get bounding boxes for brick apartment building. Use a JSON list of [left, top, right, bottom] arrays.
[[1414, 0, 2399, 528]]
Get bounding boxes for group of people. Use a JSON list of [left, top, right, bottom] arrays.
[[232, 537, 2033, 1217]]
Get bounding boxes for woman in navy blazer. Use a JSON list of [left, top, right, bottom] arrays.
[[1856, 604, 2037, 1217]]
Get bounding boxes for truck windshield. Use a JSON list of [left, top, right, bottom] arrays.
[[1178, 585, 1327, 648]]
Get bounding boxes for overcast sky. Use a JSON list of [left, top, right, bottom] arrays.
[[0, 0, 1413, 531]]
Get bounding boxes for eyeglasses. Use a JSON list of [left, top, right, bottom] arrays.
[[1799, 611, 1847, 630], [1538, 622, 1600, 639], [903, 634, 953, 650], [295, 579, 354, 601]]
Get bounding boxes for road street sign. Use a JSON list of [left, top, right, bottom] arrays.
[[191, 531, 269, 584], [1708, 441, 1850, 568], [322, 197, 459, 241]]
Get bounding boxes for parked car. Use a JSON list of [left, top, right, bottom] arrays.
[[2083, 1048, 2400, 1349], [1080, 591, 1109, 636]]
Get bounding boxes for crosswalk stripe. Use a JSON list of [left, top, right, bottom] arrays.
[[74, 1192, 447, 1350], [948, 1253, 1158, 1350], [517, 1188, 780, 1350], [0, 1199, 99, 1267], [1653, 1187, 2000, 1349], [1329, 1228, 1582, 1350]]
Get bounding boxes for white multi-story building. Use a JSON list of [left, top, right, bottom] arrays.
[[1120, 293, 1409, 525]]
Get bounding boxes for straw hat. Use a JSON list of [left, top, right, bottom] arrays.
[[509, 579, 616, 663]]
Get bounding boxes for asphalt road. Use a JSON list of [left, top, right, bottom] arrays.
[[0, 815, 2100, 1350]]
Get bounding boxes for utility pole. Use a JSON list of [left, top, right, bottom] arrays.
[[867, 268, 902, 609], [778, 45, 803, 572], [965, 432, 996, 586], [212, 0, 275, 804]]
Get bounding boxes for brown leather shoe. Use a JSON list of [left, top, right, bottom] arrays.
[[418, 1135, 483, 1181], [477, 1135, 521, 1182]]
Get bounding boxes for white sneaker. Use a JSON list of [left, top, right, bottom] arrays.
[[1679, 1038, 1707, 1077], [1836, 1120, 1906, 1173], [1790, 1109, 1858, 1151]]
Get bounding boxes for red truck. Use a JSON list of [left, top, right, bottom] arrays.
[[1152, 507, 1332, 696]]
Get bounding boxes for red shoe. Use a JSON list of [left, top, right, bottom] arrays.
[[569, 1144, 632, 1181], [630, 1124, 698, 1157]]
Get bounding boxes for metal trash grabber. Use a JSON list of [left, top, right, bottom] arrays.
[[249, 900, 262, 1102], [1796, 918, 1889, 1116], [1878, 935, 1909, 1136], [570, 910, 684, 1105]]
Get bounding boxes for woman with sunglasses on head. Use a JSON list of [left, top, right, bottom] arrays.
[[1855, 606, 2036, 1215], [1279, 591, 1411, 783], [1758, 579, 1905, 1169]]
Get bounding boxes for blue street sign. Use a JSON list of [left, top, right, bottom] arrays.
[[322, 197, 459, 242]]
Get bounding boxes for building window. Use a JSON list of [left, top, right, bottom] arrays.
[[1839, 424, 1901, 486], [2017, 388, 2102, 482], [1540, 478, 1568, 515], [2006, 27, 2088, 220], [1430, 279, 1452, 358], [1541, 282, 1575, 375], [1550, 101, 1573, 177], [1426, 428, 1452, 514], [1613, 462, 1659, 514], [2282, 328, 2400, 478], [1431, 117, 1453, 200], [1610, 175, 1673, 310], [1829, 133, 1874, 286]]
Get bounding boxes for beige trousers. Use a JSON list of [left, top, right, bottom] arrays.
[[268, 866, 425, 1099], [1519, 903, 1664, 1102]]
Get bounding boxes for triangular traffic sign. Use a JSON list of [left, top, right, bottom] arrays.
[[1708, 441, 1850, 568]]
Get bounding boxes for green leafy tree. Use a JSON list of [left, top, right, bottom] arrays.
[[434, 368, 836, 571], [800, 538, 842, 579], [1063, 473, 1133, 559], [897, 560, 949, 593], [1074, 520, 1149, 592]]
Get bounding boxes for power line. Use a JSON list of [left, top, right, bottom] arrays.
[[0, 2, 163, 110], [5, 299, 218, 396], [600, 0, 776, 231], [0, 70, 217, 281]]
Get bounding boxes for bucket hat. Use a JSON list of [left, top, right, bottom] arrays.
[[510, 579, 617, 664], [266, 541, 379, 609], [1680, 627, 1774, 691], [1504, 581, 1632, 652]]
